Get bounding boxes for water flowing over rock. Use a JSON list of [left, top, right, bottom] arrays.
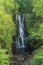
[[16, 13, 26, 48], [11, 13, 33, 65], [12, 13, 32, 55]]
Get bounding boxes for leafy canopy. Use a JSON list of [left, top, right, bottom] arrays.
[[14, 0, 32, 12], [32, 0, 43, 17], [0, 0, 19, 49], [0, 0, 19, 14], [0, 11, 16, 49], [0, 49, 10, 65]]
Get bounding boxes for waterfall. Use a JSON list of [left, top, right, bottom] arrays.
[[11, 14, 32, 65], [16, 13, 26, 48]]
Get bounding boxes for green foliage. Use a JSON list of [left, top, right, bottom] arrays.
[[30, 46, 43, 65], [15, 0, 32, 12], [0, 3, 19, 65], [32, 0, 43, 17], [25, 13, 43, 48], [0, 1, 43, 65], [0, 0, 19, 14], [0, 0, 20, 50], [25, 13, 43, 39], [31, 59, 43, 65], [0, 49, 10, 65], [3, 0, 19, 14], [0, 11, 16, 50]]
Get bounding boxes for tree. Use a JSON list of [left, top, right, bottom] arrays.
[[0, 0, 19, 50], [0, 0, 19, 14], [0, 11, 16, 50], [32, 0, 43, 17], [14, 0, 32, 12]]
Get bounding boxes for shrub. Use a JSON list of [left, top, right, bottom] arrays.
[[0, 11, 16, 50], [0, 49, 10, 65], [30, 46, 43, 65]]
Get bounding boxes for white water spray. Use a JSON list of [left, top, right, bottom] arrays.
[[16, 14, 25, 48]]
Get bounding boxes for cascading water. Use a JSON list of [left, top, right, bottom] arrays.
[[16, 14, 26, 49], [12, 13, 30, 55], [11, 13, 32, 65]]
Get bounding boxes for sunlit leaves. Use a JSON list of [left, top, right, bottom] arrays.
[[32, 0, 43, 17], [0, 49, 10, 65], [0, 0, 19, 14], [0, 0, 18, 50], [0, 11, 16, 49], [3, 0, 19, 14]]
